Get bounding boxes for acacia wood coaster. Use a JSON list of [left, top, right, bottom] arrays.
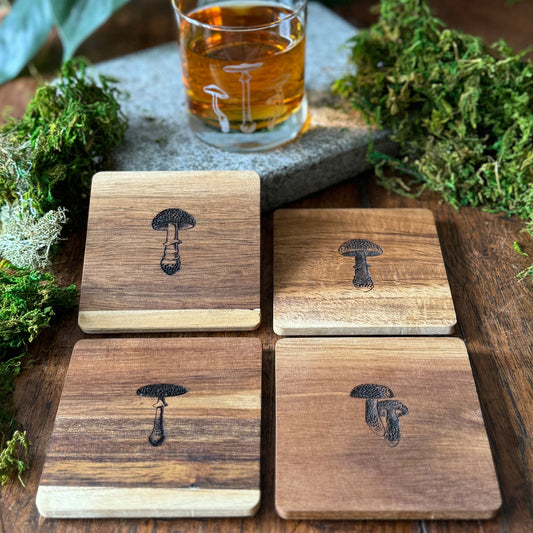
[[273, 208, 457, 335], [78, 170, 260, 333], [36, 337, 262, 518], [275, 337, 501, 520]]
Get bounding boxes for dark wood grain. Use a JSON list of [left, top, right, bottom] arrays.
[[36, 337, 261, 518], [1, 0, 533, 531]]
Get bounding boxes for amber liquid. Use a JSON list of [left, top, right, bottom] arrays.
[[180, 2, 305, 132]]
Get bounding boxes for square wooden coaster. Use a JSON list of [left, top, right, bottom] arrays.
[[273, 208, 456, 335], [36, 337, 262, 518], [78, 171, 260, 333], [275, 337, 501, 520]]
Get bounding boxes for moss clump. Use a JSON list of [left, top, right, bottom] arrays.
[[0, 57, 126, 218], [0, 431, 30, 487], [333, 0, 533, 279], [0, 265, 77, 485], [0, 265, 78, 352]]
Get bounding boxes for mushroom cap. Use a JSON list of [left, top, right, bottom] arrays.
[[223, 62, 263, 74], [152, 208, 196, 231], [350, 383, 394, 399], [377, 399, 409, 416], [137, 383, 188, 400], [338, 239, 383, 257], [203, 84, 229, 99]]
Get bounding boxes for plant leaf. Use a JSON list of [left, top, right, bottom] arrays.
[[48, 0, 131, 61], [0, 0, 54, 85]]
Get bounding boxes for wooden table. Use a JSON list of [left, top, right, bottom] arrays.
[[1, 1, 533, 531]]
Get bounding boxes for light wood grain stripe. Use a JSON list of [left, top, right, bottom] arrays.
[[36, 486, 260, 518], [79, 308, 261, 333]]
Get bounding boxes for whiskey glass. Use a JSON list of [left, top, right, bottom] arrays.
[[172, 0, 308, 152]]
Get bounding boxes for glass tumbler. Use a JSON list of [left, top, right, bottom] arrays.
[[172, 0, 308, 152]]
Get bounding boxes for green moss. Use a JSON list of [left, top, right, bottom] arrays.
[[333, 0, 533, 279], [0, 57, 127, 219], [0, 265, 77, 485], [0, 430, 30, 487], [0, 265, 77, 353]]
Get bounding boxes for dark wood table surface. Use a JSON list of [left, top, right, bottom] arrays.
[[1, 0, 533, 531]]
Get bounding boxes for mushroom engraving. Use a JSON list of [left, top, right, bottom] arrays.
[[377, 399, 409, 447], [137, 383, 188, 447], [152, 208, 196, 275], [223, 62, 263, 133], [350, 383, 408, 446], [350, 384, 394, 435], [203, 84, 230, 133], [338, 239, 383, 291], [266, 74, 290, 131]]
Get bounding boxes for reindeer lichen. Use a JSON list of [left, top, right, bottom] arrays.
[[0, 201, 68, 270]]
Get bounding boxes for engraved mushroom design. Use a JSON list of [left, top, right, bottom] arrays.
[[222, 62, 263, 133], [377, 399, 409, 447], [152, 208, 196, 275], [350, 384, 394, 435], [137, 383, 188, 447], [350, 383, 409, 446], [203, 84, 230, 133], [338, 239, 383, 291]]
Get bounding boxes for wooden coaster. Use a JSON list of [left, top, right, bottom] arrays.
[[78, 171, 260, 333], [273, 208, 456, 335], [275, 337, 501, 520], [36, 337, 262, 518]]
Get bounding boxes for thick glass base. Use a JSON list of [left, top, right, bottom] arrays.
[[188, 96, 308, 152]]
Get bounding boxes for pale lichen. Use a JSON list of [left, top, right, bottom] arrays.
[[0, 200, 68, 270]]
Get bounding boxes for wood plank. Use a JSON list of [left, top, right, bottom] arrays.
[[78, 171, 260, 332], [275, 337, 501, 520], [273, 208, 456, 335], [36, 337, 262, 518]]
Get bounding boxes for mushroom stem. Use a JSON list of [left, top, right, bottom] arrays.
[[161, 223, 181, 275], [223, 63, 263, 133], [238, 70, 256, 133], [365, 399, 385, 435], [266, 74, 290, 131], [377, 400, 409, 447], [149, 403, 166, 447], [211, 94, 229, 133], [353, 250, 374, 291]]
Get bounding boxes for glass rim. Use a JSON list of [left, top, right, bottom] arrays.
[[172, 0, 307, 32]]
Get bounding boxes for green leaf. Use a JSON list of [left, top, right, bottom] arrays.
[[0, 0, 54, 85], [48, 0, 131, 61]]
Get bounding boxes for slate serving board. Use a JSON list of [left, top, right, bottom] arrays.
[[96, 2, 394, 211], [273, 208, 457, 335], [36, 337, 262, 518], [78, 170, 261, 333], [275, 337, 501, 520]]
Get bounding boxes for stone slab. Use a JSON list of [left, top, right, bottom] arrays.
[[97, 2, 393, 211]]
